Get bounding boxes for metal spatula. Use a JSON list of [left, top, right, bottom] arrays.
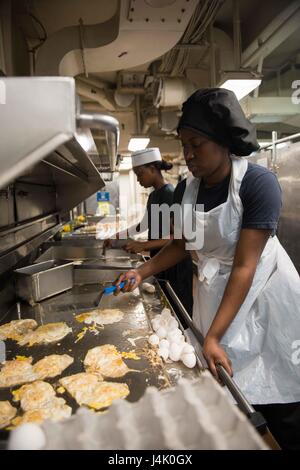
[[94, 281, 126, 307]]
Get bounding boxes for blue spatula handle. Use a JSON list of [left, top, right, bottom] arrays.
[[103, 281, 126, 294]]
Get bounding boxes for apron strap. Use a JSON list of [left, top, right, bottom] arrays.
[[229, 156, 248, 214]]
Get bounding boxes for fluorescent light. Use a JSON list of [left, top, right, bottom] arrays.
[[128, 137, 150, 151], [220, 79, 262, 100], [219, 71, 262, 100]]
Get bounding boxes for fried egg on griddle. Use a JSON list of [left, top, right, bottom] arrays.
[[18, 322, 72, 346], [76, 308, 124, 326], [59, 372, 129, 410], [0, 357, 37, 388], [0, 354, 74, 388], [0, 401, 17, 429], [84, 345, 130, 378], [11, 380, 72, 426], [33, 354, 73, 379], [0, 319, 37, 342]]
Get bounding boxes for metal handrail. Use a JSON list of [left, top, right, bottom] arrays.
[[258, 131, 300, 151]]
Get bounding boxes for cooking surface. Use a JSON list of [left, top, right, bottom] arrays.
[[0, 262, 200, 428]]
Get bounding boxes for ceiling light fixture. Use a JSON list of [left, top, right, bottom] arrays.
[[219, 71, 262, 101], [128, 137, 150, 152]]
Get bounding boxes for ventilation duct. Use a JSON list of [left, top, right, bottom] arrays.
[[153, 77, 196, 107]]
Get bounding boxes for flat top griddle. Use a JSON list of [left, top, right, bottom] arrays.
[[0, 267, 200, 430]]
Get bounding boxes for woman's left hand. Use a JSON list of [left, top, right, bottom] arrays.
[[124, 240, 148, 254], [203, 335, 233, 382]]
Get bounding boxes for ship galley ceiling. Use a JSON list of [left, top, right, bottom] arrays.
[[1, 0, 300, 169]]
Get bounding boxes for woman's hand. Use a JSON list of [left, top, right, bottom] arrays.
[[123, 240, 148, 254], [203, 335, 233, 381], [113, 269, 143, 295]]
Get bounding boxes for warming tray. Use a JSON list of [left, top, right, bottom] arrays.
[[14, 260, 74, 305]]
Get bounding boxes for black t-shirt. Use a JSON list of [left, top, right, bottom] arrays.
[[173, 162, 282, 235], [144, 183, 174, 256]]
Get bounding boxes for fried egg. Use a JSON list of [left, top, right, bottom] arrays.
[[0, 319, 37, 342], [0, 357, 37, 388], [84, 345, 130, 378], [0, 401, 17, 429], [0, 354, 74, 388], [18, 322, 72, 346], [76, 308, 124, 326], [33, 354, 73, 379], [12, 381, 56, 411], [59, 372, 129, 410], [12, 403, 71, 426], [11, 380, 72, 426]]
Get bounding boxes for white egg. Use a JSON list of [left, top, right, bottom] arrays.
[[158, 317, 168, 328], [182, 353, 196, 368], [151, 318, 161, 332], [156, 326, 167, 339], [148, 334, 160, 346], [169, 342, 184, 362], [158, 347, 169, 361], [8, 423, 46, 450], [166, 329, 179, 343], [159, 339, 170, 350], [169, 327, 182, 338], [142, 282, 155, 294], [181, 343, 195, 354], [161, 308, 172, 319], [167, 317, 179, 331]]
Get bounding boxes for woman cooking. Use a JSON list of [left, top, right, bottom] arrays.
[[114, 88, 300, 449], [104, 147, 193, 315]]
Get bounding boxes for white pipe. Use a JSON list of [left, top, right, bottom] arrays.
[[254, 56, 264, 98], [76, 80, 116, 111]]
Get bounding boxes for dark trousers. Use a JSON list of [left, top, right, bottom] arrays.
[[254, 402, 300, 450]]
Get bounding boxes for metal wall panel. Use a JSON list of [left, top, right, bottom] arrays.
[[0, 186, 14, 228], [250, 141, 300, 273], [15, 182, 57, 223]]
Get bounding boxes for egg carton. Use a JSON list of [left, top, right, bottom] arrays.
[[34, 371, 267, 450]]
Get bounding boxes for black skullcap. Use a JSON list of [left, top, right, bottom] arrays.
[[177, 88, 259, 156]]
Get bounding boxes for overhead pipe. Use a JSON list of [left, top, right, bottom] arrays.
[[77, 112, 119, 172], [76, 80, 116, 112], [142, 114, 158, 134], [77, 75, 109, 90]]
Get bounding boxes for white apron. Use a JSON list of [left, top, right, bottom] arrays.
[[182, 156, 300, 404]]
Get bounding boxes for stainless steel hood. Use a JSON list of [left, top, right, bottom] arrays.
[[0, 77, 120, 280], [0, 77, 119, 190]]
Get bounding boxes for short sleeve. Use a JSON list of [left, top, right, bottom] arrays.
[[240, 165, 282, 234]]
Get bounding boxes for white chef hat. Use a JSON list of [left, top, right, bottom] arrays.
[[131, 148, 162, 168]]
